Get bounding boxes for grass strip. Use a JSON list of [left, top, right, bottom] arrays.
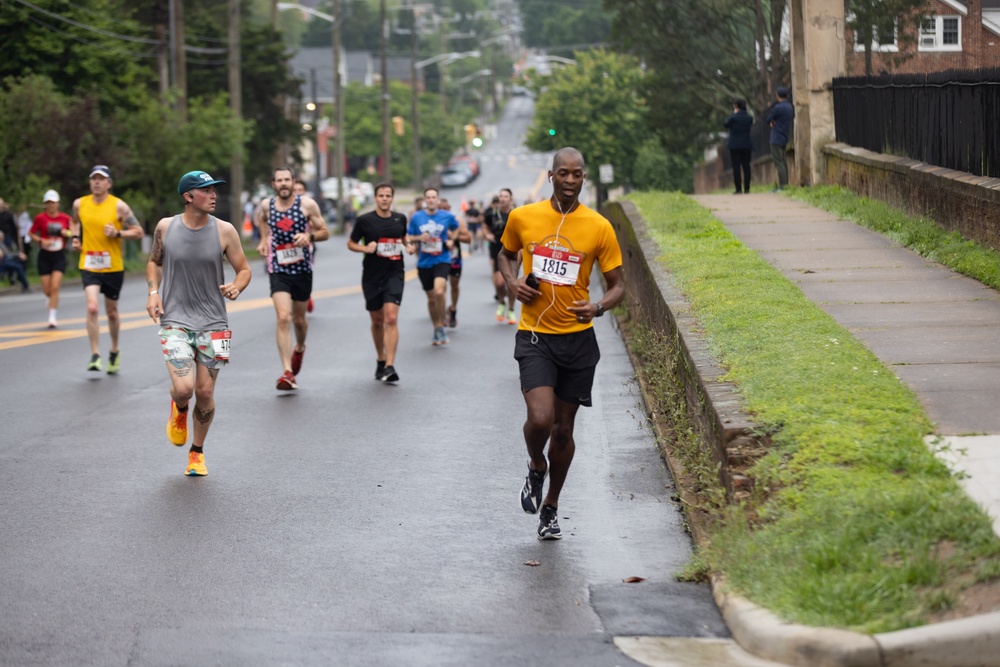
[[625, 191, 1000, 633]]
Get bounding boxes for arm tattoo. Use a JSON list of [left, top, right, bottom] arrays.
[[193, 405, 215, 425], [150, 228, 164, 266], [124, 214, 140, 228]]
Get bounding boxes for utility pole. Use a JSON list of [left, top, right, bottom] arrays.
[[438, 16, 447, 117], [410, 4, 421, 190], [332, 0, 346, 229], [380, 0, 391, 181], [310, 69, 321, 199], [156, 23, 169, 99], [229, 0, 244, 226], [170, 0, 187, 120]]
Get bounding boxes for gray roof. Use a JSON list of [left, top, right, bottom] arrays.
[[288, 47, 422, 103]]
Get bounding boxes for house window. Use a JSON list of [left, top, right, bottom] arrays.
[[920, 15, 962, 51], [853, 19, 899, 53]]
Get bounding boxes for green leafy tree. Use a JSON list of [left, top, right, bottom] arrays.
[[117, 93, 249, 225], [524, 50, 649, 187], [0, 0, 156, 112], [0, 75, 124, 209], [337, 80, 468, 186], [516, 0, 611, 51]]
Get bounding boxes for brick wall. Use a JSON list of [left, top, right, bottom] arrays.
[[845, 0, 1000, 75]]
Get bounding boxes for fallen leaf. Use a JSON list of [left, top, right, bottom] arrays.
[[623, 576, 646, 583], [524, 560, 541, 567]]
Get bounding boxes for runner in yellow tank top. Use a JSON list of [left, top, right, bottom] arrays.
[[70, 165, 144, 374]]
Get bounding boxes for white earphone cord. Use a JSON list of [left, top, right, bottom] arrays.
[[527, 194, 571, 345]]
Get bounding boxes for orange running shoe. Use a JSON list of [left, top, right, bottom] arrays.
[[185, 451, 207, 476], [166, 400, 188, 446]]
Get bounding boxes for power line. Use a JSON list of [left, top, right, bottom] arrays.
[[24, 14, 159, 58], [10, 0, 226, 52], [13, 0, 161, 44]]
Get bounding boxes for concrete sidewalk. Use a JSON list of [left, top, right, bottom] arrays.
[[678, 192, 1000, 667]]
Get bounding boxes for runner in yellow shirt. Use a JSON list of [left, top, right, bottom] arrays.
[[498, 147, 625, 540], [70, 165, 144, 373]]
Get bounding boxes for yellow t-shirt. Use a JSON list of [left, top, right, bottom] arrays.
[[78, 194, 123, 272], [501, 200, 623, 335]]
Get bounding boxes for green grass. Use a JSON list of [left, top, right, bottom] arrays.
[[624, 190, 1000, 633]]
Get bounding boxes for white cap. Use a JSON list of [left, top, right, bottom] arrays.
[[43, 189, 60, 203]]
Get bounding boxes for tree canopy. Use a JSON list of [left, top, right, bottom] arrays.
[[524, 50, 649, 188]]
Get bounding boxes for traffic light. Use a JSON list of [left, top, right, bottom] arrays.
[[548, 128, 556, 136], [392, 115, 405, 136], [471, 124, 483, 148]]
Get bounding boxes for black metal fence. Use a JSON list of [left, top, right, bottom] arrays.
[[832, 69, 1000, 178]]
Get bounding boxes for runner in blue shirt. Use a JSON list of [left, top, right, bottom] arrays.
[[406, 187, 468, 345]]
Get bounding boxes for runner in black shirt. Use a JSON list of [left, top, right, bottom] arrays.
[[483, 188, 517, 325], [348, 182, 408, 382]]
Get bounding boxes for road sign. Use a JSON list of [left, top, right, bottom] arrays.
[[599, 164, 614, 184]]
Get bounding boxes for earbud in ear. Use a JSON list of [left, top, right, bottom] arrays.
[[548, 175, 552, 183]]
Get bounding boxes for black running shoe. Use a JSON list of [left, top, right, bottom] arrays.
[[520, 462, 545, 514], [375, 359, 386, 380], [537, 504, 562, 540], [380, 365, 399, 383]]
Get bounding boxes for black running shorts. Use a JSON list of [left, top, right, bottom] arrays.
[[363, 271, 404, 311], [37, 250, 67, 276], [417, 263, 450, 291], [269, 271, 313, 302], [514, 328, 601, 407], [81, 270, 124, 300]]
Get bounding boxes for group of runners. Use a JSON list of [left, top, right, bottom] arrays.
[[35, 147, 624, 540]]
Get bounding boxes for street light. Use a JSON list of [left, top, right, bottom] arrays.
[[277, 1, 347, 228], [276, 2, 334, 23]]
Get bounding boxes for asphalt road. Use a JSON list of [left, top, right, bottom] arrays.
[[0, 98, 725, 666]]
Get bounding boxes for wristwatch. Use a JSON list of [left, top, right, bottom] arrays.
[[595, 303, 605, 317]]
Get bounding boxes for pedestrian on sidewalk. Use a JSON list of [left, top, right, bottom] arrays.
[[146, 170, 251, 476], [498, 146, 625, 540], [766, 87, 794, 190], [724, 99, 753, 194]]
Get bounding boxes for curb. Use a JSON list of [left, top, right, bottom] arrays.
[[715, 575, 1000, 667]]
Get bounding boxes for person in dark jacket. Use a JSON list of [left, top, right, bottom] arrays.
[[766, 86, 795, 190], [724, 99, 753, 194]]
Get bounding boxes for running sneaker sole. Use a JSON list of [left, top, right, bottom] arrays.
[[520, 465, 546, 514]]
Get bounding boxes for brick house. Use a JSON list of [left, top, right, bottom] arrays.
[[845, 0, 1000, 74]]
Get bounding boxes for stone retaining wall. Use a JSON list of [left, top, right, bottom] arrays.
[[603, 200, 764, 500]]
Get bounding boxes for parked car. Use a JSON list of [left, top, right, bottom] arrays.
[[440, 163, 475, 188], [448, 154, 480, 178]]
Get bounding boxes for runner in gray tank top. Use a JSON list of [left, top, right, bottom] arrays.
[[146, 170, 252, 477]]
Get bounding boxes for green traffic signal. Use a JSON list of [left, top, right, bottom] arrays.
[[548, 128, 556, 136], [472, 137, 483, 148]]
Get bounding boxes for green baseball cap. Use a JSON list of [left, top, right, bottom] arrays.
[[177, 170, 226, 195]]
